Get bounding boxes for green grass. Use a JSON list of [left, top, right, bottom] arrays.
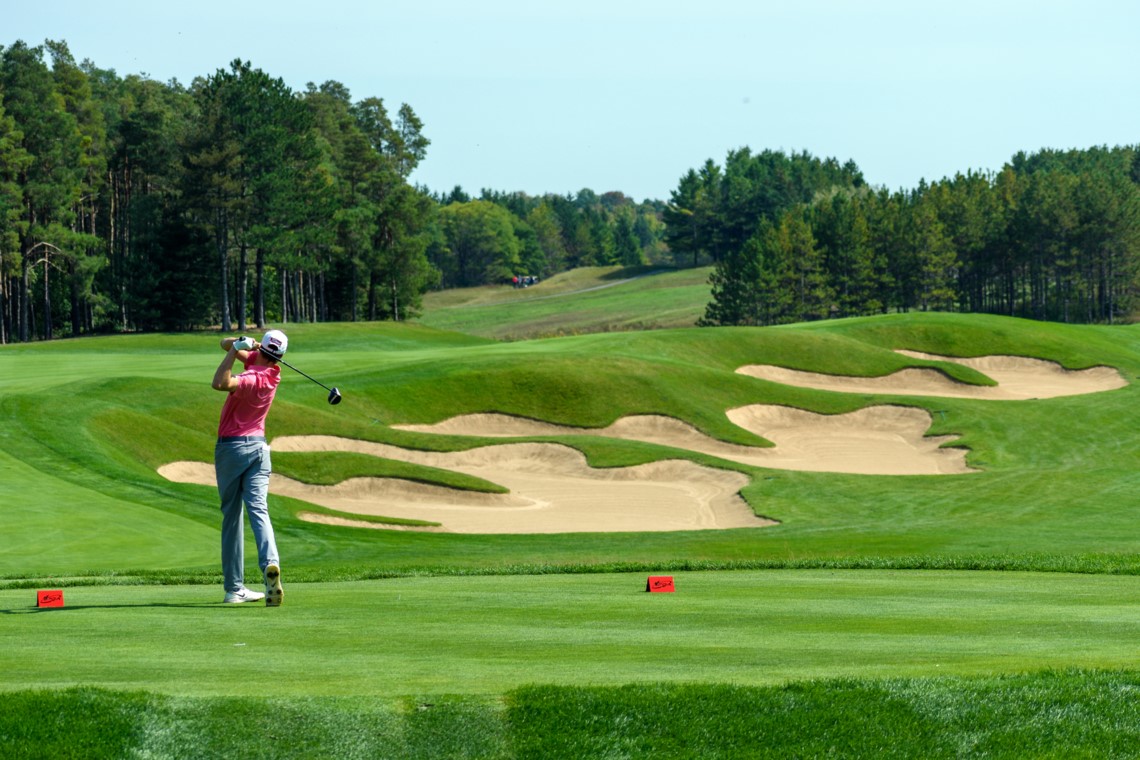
[[4, 312, 1139, 583], [0, 688, 508, 760], [4, 308, 1140, 755], [4, 571, 1140, 697], [508, 670, 1140, 759], [417, 265, 713, 339], [271, 451, 506, 493], [5, 671, 1140, 759]]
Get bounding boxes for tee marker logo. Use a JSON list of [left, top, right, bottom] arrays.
[[37, 590, 64, 608], [645, 576, 675, 593]]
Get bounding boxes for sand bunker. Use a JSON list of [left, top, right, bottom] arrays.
[[160, 403, 969, 534], [737, 351, 1125, 400], [395, 407, 971, 475], [158, 439, 769, 534], [158, 351, 1125, 534]]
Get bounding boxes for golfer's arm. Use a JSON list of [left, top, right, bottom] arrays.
[[219, 336, 253, 363], [212, 349, 241, 393]]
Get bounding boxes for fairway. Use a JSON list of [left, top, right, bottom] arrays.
[[417, 266, 713, 339], [4, 570, 1139, 698], [6, 311, 1140, 756]]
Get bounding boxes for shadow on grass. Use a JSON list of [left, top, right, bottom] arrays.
[[1, 602, 247, 614]]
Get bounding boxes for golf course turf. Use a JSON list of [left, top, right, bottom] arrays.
[[4, 278, 1140, 757]]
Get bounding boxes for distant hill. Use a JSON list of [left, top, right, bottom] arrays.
[[415, 265, 713, 339]]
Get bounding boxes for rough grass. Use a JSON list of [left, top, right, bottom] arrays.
[[5, 670, 1140, 759], [508, 670, 1140, 759]]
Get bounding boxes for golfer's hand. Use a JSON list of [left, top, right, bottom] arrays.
[[233, 336, 255, 351]]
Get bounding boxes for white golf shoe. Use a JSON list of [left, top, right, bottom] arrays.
[[265, 564, 283, 607], [223, 587, 265, 604]]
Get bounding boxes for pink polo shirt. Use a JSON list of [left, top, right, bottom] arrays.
[[217, 360, 281, 438]]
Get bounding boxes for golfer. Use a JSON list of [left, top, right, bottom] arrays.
[[212, 329, 287, 606]]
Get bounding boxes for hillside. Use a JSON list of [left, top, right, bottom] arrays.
[[415, 265, 713, 339], [2, 312, 1138, 581]]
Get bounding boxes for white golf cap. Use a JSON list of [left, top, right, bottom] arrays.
[[261, 329, 288, 359]]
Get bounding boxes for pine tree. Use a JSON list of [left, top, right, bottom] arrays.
[[0, 101, 32, 343], [0, 41, 86, 340], [777, 208, 832, 322]]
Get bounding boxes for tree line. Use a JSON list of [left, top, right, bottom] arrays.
[[0, 39, 678, 344], [0, 39, 444, 343], [3, 38, 1137, 345], [686, 146, 1140, 326], [427, 186, 669, 289]]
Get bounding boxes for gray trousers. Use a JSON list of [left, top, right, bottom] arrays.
[[214, 437, 280, 593]]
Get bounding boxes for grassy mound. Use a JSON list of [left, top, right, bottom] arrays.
[[2, 312, 1137, 583], [417, 265, 713, 339]]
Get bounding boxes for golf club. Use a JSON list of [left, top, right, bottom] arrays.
[[260, 346, 342, 405]]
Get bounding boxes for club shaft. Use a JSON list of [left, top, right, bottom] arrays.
[[277, 357, 334, 392]]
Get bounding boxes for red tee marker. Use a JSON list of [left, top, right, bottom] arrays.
[[37, 590, 64, 608], [645, 576, 675, 593]]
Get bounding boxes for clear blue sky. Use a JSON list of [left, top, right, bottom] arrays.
[[8, 0, 1138, 202]]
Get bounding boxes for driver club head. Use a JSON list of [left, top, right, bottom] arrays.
[[327, 387, 342, 405]]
